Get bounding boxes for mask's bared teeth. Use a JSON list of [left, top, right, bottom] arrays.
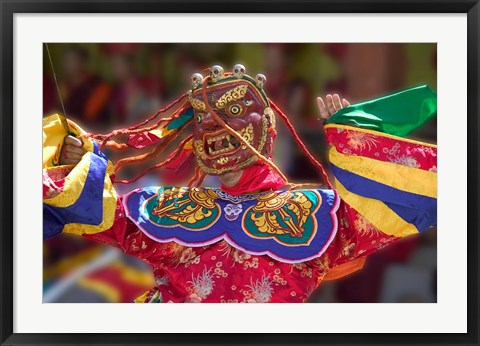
[[203, 130, 243, 158], [230, 136, 240, 147], [221, 137, 229, 148]]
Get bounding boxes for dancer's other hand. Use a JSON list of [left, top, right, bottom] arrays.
[[316, 94, 350, 121]]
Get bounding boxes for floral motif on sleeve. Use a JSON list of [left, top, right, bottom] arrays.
[[354, 214, 382, 238], [243, 273, 274, 303], [186, 266, 216, 302], [168, 247, 201, 268], [218, 241, 254, 267], [326, 126, 437, 171], [327, 201, 399, 268], [345, 131, 379, 151], [289, 262, 313, 279]]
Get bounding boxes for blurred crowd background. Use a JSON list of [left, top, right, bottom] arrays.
[[43, 43, 437, 303]]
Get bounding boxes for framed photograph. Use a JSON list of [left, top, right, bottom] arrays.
[[1, 1, 478, 345]]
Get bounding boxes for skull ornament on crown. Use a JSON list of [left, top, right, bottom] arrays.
[[189, 64, 276, 175]]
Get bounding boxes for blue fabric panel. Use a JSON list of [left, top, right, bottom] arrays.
[[42, 153, 107, 239], [330, 164, 436, 232]]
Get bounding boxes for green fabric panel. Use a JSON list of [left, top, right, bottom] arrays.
[[326, 85, 437, 137], [166, 108, 194, 130]]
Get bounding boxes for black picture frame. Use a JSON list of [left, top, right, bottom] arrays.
[[1, 1, 478, 345]]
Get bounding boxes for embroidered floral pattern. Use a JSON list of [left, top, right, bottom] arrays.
[[244, 273, 274, 303], [326, 127, 437, 171], [42, 167, 73, 199], [346, 131, 379, 151], [243, 257, 259, 270], [178, 248, 201, 268], [187, 266, 216, 301], [112, 197, 412, 303], [388, 154, 420, 168], [81, 124, 436, 303], [155, 275, 169, 286], [353, 214, 382, 238]]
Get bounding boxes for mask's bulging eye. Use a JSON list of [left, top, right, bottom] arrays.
[[230, 105, 241, 115], [226, 102, 245, 117], [196, 112, 205, 123]]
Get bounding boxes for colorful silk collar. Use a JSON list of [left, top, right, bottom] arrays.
[[123, 186, 339, 263]]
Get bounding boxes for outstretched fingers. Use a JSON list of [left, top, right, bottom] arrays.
[[316, 97, 330, 120], [317, 93, 351, 122], [332, 94, 343, 111], [325, 94, 336, 115]]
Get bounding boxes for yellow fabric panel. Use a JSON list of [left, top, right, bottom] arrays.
[[43, 247, 103, 282], [43, 114, 117, 235], [77, 277, 121, 302], [324, 123, 437, 148], [62, 171, 117, 235], [134, 290, 150, 303], [43, 114, 94, 169], [43, 155, 92, 208], [335, 179, 419, 238], [184, 138, 193, 150], [111, 261, 155, 287], [150, 127, 174, 138], [43, 114, 69, 168], [329, 147, 437, 199]]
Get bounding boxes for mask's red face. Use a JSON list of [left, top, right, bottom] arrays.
[[191, 79, 274, 175]]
